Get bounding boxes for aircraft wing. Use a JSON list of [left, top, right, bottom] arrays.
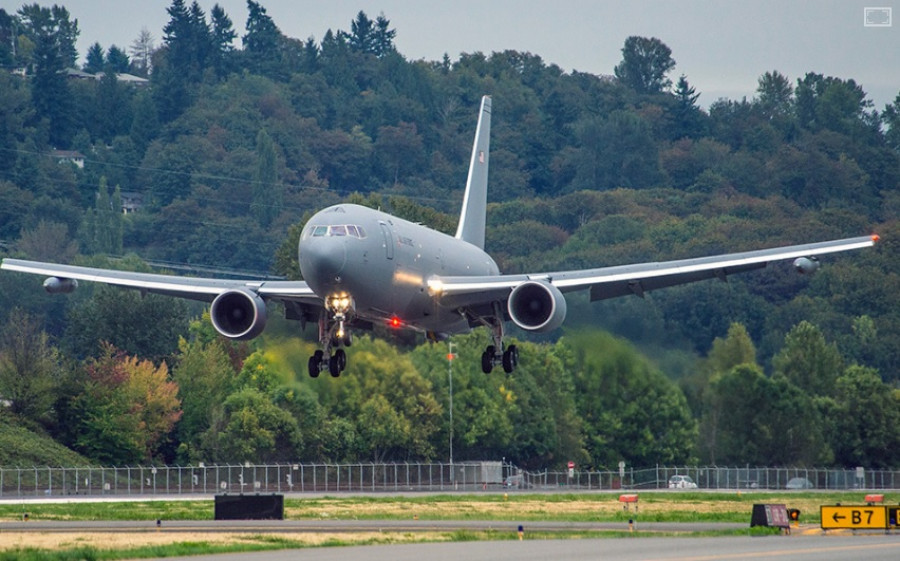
[[0, 259, 320, 305], [432, 235, 879, 309]]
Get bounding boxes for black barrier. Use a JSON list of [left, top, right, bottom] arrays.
[[750, 504, 790, 529], [214, 494, 284, 520]]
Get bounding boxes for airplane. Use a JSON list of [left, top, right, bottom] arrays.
[[0, 96, 879, 378]]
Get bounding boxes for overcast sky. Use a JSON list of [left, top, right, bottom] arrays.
[[50, 0, 900, 108]]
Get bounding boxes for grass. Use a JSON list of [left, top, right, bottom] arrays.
[[0, 491, 887, 559]]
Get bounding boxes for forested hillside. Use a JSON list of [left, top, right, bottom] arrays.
[[0, 2, 897, 470]]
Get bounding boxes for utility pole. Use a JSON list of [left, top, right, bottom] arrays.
[[447, 341, 455, 472]]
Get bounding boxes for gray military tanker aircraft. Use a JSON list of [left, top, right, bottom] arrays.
[[1, 96, 879, 377]]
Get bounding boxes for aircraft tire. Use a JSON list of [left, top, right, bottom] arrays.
[[481, 346, 495, 374], [308, 355, 320, 378], [502, 345, 518, 373], [335, 348, 347, 371], [329, 354, 342, 377]]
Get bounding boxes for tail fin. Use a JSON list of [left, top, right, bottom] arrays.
[[455, 95, 491, 249]]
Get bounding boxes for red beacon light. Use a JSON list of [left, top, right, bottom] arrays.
[[388, 316, 402, 328]]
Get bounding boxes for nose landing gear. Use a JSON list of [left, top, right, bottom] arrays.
[[308, 294, 354, 378]]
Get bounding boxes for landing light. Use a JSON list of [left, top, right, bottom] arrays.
[[427, 279, 444, 294]]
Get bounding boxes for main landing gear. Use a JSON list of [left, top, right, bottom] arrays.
[[480, 313, 518, 374], [308, 295, 353, 378]]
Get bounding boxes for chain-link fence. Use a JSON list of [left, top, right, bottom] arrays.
[[1, 463, 898, 498]]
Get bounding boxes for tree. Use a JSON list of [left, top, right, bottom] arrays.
[[672, 74, 705, 138], [208, 387, 302, 462], [372, 13, 396, 58], [773, 321, 843, 397], [17, 220, 78, 262], [64, 344, 181, 463], [564, 330, 696, 467], [105, 45, 129, 73], [209, 4, 236, 77], [0, 309, 60, 426], [348, 11, 375, 55], [83, 42, 104, 73], [20, 4, 76, 146], [614, 36, 676, 94], [828, 366, 900, 467], [128, 27, 154, 76], [756, 70, 793, 119], [242, 0, 283, 78], [250, 128, 281, 226], [81, 176, 123, 255]]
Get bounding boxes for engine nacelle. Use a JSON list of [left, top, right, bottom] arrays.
[[210, 288, 268, 340], [793, 256, 821, 275], [43, 277, 78, 294], [508, 280, 567, 333]]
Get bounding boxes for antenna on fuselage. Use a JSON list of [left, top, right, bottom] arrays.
[[454, 95, 491, 250]]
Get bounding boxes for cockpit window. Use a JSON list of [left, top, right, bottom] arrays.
[[305, 225, 368, 239]]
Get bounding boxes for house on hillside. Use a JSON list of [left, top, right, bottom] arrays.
[[49, 149, 85, 169]]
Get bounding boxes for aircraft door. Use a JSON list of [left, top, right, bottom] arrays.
[[379, 222, 394, 260]]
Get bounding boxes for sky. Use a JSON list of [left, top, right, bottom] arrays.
[[32, 0, 900, 109]]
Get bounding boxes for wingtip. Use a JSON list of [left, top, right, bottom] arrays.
[[872, 233, 880, 243]]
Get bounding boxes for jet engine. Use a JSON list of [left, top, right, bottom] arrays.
[[43, 277, 78, 294], [508, 280, 567, 333], [793, 256, 821, 275], [210, 288, 267, 340]]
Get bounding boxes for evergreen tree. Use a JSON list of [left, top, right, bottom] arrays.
[[209, 3, 236, 77], [373, 13, 397, 57], [105, 45, 129, 73], [20, 4, 75, 146], [348, 11, 375, 55], [83, 42, 104, 73], [243, 0, 283, 78]]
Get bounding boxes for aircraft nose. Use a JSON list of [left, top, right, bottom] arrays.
[[300, 238, 347, 284]]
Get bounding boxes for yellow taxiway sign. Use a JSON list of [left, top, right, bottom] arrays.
[[821, 505, 888, 530]]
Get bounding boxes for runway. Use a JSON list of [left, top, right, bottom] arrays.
[[129, 535, 900, 561], [1, 519, 896, 560]]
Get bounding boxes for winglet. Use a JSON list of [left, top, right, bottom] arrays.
[[455, 95, 491, 249]]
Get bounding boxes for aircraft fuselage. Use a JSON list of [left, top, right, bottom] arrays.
[[298, 203, 499, 335]]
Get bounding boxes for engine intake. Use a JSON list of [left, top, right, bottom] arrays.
[[210, 288, 267, 340], [508, 280, 567, 333]]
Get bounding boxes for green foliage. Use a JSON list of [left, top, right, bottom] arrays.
[[614, 36, 676, 94], [562, 330, 697, 468], [62, 345, 181, 464]]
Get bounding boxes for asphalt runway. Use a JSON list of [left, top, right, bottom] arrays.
[[137, 534, 900, 561], [1, 519, 896, 560]]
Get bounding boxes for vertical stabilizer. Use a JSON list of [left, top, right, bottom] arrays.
[[455, 96, 491, 249]]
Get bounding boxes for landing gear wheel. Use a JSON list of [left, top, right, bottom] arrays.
[[334, 348, 347, 371], [329, 349, 346, 378], [481, 345, 495, 374], [308, 350, 324, 378], [502, 344, 518, 374]]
